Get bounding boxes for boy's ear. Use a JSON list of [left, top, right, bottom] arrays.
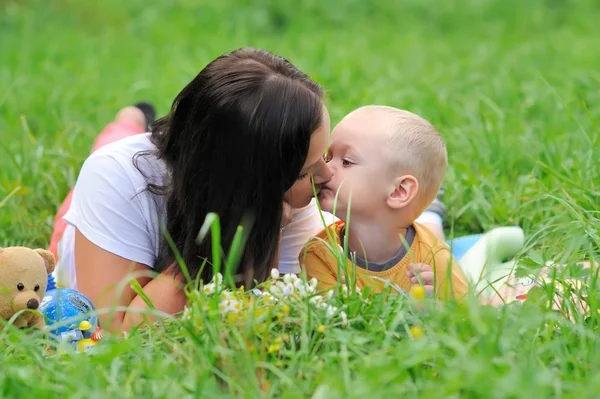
[[387, 175, 419, 210]]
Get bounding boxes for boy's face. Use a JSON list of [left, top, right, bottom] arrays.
[[318, 113, 395, 219]]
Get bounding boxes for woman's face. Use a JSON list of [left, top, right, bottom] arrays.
[[284, 106, 332, 208]]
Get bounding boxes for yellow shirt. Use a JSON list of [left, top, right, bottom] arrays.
[[299, 221, 469, 301]]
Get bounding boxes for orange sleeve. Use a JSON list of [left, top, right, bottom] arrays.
[[430, 246, 470, 301], [299, 245, 339, 292]]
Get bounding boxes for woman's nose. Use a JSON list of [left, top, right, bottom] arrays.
[[313, 158, 332, 184]]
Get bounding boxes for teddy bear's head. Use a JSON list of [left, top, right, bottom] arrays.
[[0, 247, 56, 320]]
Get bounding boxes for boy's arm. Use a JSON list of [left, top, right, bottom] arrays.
[[432, 247, 470, 301], [299, 245, 339, 292]]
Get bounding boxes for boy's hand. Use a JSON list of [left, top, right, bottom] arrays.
[[407, 263, 434, 296]]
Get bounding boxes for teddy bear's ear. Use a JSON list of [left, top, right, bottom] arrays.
[[35, 249, 56, 274]]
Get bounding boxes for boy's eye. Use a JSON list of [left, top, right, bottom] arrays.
[[342, 159, 352, 166]]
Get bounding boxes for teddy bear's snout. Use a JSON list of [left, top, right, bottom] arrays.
[[27, 298, 39, 310], [12, 292, 41, 312]]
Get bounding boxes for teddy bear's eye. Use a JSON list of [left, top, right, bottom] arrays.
[[34, 284, 40, 292], [17, 283, 24, 291]]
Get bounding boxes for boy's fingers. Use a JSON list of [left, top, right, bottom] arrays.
[[420, 271, 434, 284], [410, 272, 434, 284]]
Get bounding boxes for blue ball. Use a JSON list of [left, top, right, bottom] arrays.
[[39, 288, 98, 341]]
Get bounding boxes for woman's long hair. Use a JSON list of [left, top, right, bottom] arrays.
[[135, 48, 324, 285]]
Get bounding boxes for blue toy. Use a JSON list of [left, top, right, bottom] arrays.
[[447, 234, 484, 262], [39, 287, 98, 344]]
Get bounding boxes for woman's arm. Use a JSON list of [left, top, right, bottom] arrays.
[[66, 150, 189, 333], [74, 229, 188, 332]]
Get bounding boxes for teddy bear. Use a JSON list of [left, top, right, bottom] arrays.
[[0, 246, 56, 330]]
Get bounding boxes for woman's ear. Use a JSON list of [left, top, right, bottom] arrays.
[[386, 175, 419, 210]]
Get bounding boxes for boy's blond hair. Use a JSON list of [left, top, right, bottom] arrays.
[[354, 105, 447, 213]]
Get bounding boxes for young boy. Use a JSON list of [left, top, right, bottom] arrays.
[[299, 105, 469, 300]]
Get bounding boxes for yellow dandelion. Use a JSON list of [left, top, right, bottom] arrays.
[[409, 285, 426, 301], [317, 325, 326, 333], [268, 344, 280, 353], [409, 325, 424, 339], [226, 312, 239, 323], [282, 304, 290, 313]]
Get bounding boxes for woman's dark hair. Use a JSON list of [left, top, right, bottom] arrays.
[[136, 48, 324, 286]]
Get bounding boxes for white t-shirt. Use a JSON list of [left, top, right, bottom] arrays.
[[56, 133, 336, 289], [56, 133, 442, 290]]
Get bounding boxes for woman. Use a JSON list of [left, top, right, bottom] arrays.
[[55, 48, 332, 332]]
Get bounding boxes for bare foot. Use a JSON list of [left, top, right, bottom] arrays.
[[114, 106, 147, 130]]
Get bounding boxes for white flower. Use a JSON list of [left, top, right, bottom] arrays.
[[182, 306, 192, 320], [293, 279, 306, 296], [326, 290, 334, 300], [326, 305, 337, 319], [309, 295, 323, 305], [283, 274, 292, 284], [219, 298, 243, 316], [270, 269, 280, 280], [269, 284, 282, 297], [213, 273, 223, 288], [262, 292, 278, 303], [220, 290, 234, 301], [203, 283, 216, 295], [309, 278, 318, 288], [340, 311, 348, 327], [282, 283, 295, 297]]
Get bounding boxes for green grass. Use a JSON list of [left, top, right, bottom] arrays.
[[1, 0, 600, 397]]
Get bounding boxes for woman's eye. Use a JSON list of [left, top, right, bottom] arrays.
[[297, 172, 309, 181]]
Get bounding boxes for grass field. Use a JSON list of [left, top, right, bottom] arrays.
[[1, 0, 600, 397]]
